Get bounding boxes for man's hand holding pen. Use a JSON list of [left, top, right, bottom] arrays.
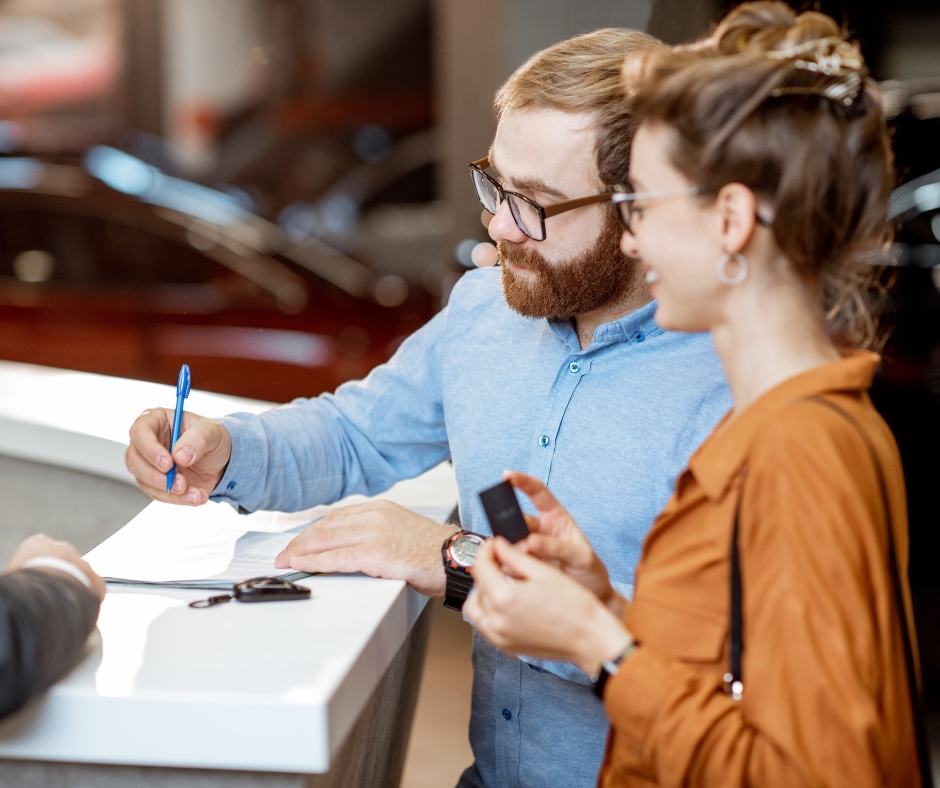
[[126, 408, 232, 506]]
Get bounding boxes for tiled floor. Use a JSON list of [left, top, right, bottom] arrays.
[[401, 602, 475, 788]]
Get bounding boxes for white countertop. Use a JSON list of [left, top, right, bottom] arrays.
[[0, 361, 457, 772], [0, 360, 272, 484]]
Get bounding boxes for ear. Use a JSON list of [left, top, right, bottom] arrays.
[[714, 183, 757, 255]]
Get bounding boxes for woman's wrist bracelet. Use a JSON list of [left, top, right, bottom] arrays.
[[592, 638, 637, 700]]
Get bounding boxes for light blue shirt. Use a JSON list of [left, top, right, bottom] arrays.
[[211, 267, 731, 788]]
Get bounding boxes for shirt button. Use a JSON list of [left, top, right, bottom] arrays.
[[502, 708, 512, 721], [538, 435, 550, 447], [634, 331, 645, 342], [226, 481, 237, 491], [568, 361, 581, 373]]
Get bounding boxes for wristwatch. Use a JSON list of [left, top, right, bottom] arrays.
[[442, 530, 485, 611], [592, 639, 638, 699]]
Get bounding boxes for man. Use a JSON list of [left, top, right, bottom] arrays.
[[0, 534, 104, 718], [126, 30, 731, 788]]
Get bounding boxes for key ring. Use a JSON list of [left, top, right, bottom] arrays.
[[189, 594, 233, 609]]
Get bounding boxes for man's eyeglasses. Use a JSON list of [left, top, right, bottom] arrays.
[[611, 184, 774, 232], [469, 157, 612, 242]]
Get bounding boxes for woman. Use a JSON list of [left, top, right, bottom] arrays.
[[464, 3, 925, 786]]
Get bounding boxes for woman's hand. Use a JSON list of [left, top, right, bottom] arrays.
[[505, 471, 626, 617], [464, 537, 632, 677]]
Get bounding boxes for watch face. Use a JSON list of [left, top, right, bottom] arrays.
[[451, 534, 482, 567]]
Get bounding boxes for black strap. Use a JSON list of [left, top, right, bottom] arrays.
[[443, 569, 473, 611], [728, 395, 933, 787], [726, 514, 743, 701]]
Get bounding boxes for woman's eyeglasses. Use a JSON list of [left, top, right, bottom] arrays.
[[469, 157, 612, 242], [612, 184, 773, 232], [611, 184, 702, 232]]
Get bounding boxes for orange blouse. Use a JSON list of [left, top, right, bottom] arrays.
[[598, 352, 920, 787]]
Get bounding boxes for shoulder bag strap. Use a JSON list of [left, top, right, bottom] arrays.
[[727, 395, 933, 787]]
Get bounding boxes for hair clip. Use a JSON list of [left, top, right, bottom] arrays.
[[770, 72, 861, 106], [765, 36, 863, 77], [765, 36, 863, 106]]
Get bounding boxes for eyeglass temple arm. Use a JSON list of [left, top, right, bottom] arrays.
[[470, 157, 490, 169], [543, 192, 614, 218]]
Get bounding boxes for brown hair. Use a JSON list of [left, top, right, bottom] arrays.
[[495, 29, 663, 193], [628, 1, 894, 348]]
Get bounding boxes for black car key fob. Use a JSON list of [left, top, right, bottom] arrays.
[[190, 577, 311, 609], [479, 481, 530, 543], [234, 577, 311, 602]]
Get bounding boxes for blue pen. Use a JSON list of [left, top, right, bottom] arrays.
[[165, 364, 191, 492]]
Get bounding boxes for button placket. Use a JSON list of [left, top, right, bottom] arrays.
[[526, 356, 591, 484]]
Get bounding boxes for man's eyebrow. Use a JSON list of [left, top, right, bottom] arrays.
[[488, 150, 568, 200], [509, 175, 567, 199]]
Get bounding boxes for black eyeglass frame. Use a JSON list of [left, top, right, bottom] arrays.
[[470, 157, 613, 242]]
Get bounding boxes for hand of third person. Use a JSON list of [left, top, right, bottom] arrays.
[[125, 408, 232, 506], [7, 534, 106, 600], [504, 471, 626, 617], [274, 501, 459, 597]]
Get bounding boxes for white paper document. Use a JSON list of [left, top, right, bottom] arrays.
[[85, 462, 459, 589], [86, 516, 312, 589]]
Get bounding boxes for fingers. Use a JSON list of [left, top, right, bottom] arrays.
[[524, 533, 590, 569], [285, 546, 363, 575], [285, 545, 391, 579], [463, 588, 483, 624], [469, 538, 506, 586], [275, 516, 361, 567], [74, 556, 106, 600], [273, 504, 393, 568], [133, 474, 207, 506], [172, 413, 226, 469], [6, 536, 107, 599], [274, 500, 414, 567], [489, 536, 546, 580], [126, 409, 228, 505], [127, 408, 174, 477], [503, 471, 565, 516], [522, 513, 541, 533]]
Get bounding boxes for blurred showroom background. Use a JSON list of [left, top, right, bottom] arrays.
[[0, 0, 939, 784]]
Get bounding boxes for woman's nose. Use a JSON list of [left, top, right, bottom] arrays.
[[488, 202, 527, 244]]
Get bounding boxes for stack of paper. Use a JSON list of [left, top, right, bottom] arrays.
[[85, 462, 458, 590], [85, 507, 316, 589]]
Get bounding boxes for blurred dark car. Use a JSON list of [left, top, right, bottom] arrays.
[[0, 148, 434, 403], [868, 77, 940, 702]]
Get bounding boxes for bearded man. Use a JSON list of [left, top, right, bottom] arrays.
[[125, 30, 731, 788]]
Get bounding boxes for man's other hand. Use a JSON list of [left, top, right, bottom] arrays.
[[7, 534, 106, 600], [274, 501, 458, 597], [125, 408, 232, 506]]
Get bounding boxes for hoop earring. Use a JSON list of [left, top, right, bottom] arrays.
[[716, 253, 748, 286]]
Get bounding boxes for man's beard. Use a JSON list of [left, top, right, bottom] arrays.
[[498, 211, 639, 320]]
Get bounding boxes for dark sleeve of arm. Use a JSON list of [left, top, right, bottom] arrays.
[[0, 569, 100, 718]]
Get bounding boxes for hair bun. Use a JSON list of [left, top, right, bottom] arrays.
[[712, 1, 844, 58]]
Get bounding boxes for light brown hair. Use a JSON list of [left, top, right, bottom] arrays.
[[495, 29, 663, 192], [628, 1, 894, 348]]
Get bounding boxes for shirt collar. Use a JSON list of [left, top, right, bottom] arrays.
[[687, 350, 881, 501], [547, 300, 663, 352]]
